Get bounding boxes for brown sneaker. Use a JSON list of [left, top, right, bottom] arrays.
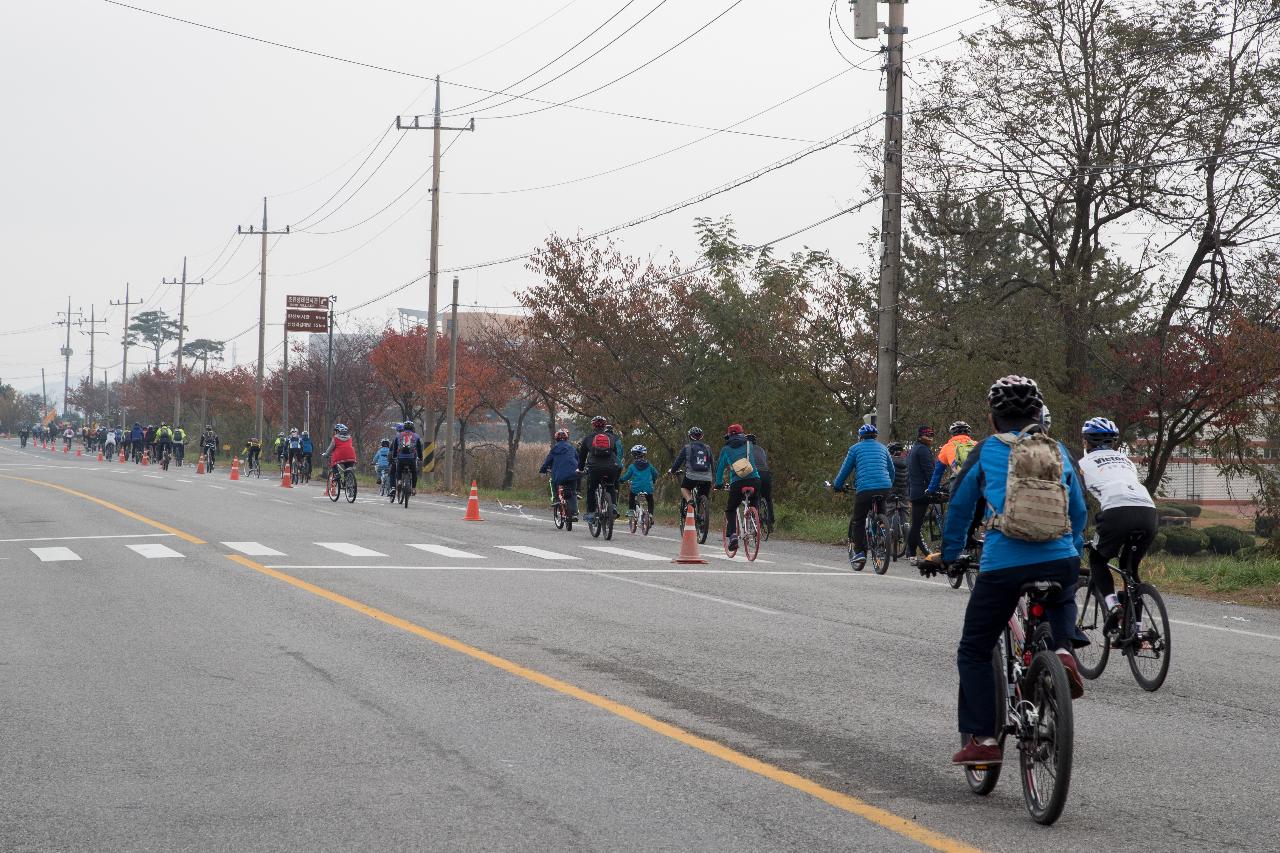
[[1057, 650, 1085, 699], [952, 736, 1002, 766]]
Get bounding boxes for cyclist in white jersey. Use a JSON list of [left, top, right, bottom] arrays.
[[1078, 417, 1158, 632]]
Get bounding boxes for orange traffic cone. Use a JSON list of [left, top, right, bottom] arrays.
[[63, 443, 69, 454], [97, 449, 103, 462], [464, 480, 482, 521], [281, 462, 293, 488], [195, 456, 205, 475], [673, 504, 708, 564], [229, 456, 240, 481], [141, 450, 149, 466], [76, 446, 83, 457]]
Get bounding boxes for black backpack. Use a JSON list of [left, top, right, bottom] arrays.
[[687, 442, 711, 473]]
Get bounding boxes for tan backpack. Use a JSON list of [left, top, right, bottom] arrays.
[[987, 430, 1072, 542]]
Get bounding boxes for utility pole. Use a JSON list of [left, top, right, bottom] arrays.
[[41, 368, 47, 419], [55, 298, 83, 421], [323, 296, 336, 435], [103, 369, 110, 426], [237, 197, 291, 443], [78, 305, 109, 424], [873, 0, 905, 434], [110, 283, 143, 427], [443, 276, 460, 491], [162, 257, 203, 428], [397, 76, 476, 470]]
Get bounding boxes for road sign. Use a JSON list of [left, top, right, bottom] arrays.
[[286, 295, 330, 310], [421, 441, 436, 473], [285, 309, 329, 333]]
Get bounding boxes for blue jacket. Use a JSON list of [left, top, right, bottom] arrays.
[[907, 440, 935, 500], [833, 438, 895, 493], [129, 425, 144, 442], [540, 439, 580, 483], [621, 460, 658, 494], [941, 433, 1087, 572], [715, 435, 758, 486], [373, 447, 390, 470], [302, 436, 314, 454]]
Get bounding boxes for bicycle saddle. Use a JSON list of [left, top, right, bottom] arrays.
[[1019, 580, 1062, 598]]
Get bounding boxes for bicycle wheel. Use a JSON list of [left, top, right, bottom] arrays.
[[1073, 580, 1110, 680], [742, 507, 761, 562], [642, 509, 652, 536], [399, 473, 410, 508], [629, 506, 638, 534], [964, 564, 980, 591], [965, 641, 1008, 795], [345, 471, 357, 503], [948, 564, 965, 589], [589, 489, 603, 538], [1125, 583, 1171, 691], [922, 506, 941, 552], [553, 502, 565, 530], [328, 473, 341, 502], [1018, 649, 1074, 825], [871, 514, 891, 575], [695, 495, 709, 544], [890, 509, 907, 559], [602, 493, 614, 541]]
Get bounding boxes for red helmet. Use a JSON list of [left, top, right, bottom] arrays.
[[554, 428, 570, 441], [726, 423, 744, 436], [590, 415, 607, 429]]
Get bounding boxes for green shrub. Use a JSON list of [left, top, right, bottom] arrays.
[[1158, 506, 1186, 517], [1181, 503, 1203, 518], [1163, 526, 1208, 556], [1256, 516, 1279, 538], [1158, 501, 1203, 518], [1152, 531, 1167, 553], [1203, 525, 1252, 555]]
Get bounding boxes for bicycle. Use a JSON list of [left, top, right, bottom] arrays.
[[245, 453, 261, 478], [1074, 533, 1171, 691], [628, 491, 653, 536], [377, 466, 390, 498], [295, 454, 311, 486], [326, 462, 359, 504], [385, 463, 410, 508], [945, 552, 1075, 825], [829, 483, 890, 574], [159, 446, 172, 471], [919, 489, 948, 553], [588, 479, 615, 541], [550, 479, 574, 532], [721, 485, 761, 561], [202, 445, 216, 473], [679, 487, 711, 544], [886, 494, 911, 560]]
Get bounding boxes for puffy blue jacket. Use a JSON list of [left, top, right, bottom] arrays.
[[301, 436, 314, 454], [907, 440, 935, 500], [540, 439, 580, 483], [130, 425, 144, 442], [941, 433, 1087, 572], [373, 447, 390, 470], [833, 438, 895, 493], [621, 460, 658, 494]]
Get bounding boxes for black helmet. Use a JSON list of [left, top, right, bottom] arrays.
[[887, 441, 904, 454], [380, 438, 391, 447], [987, 375, 1044, 418], [688, 426, 703, 440]]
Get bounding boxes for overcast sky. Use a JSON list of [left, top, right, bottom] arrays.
[[1, 0, 988, 401]]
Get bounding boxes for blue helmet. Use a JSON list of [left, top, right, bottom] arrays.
[[858, 423, 878, 438], [1082, 417, 1119, 438]]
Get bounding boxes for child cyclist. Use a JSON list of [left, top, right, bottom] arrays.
[[620, 445, 658, 520], [322, 423, 358, 484], [539, 428, 581, 521], [373, 439, 392, 491]]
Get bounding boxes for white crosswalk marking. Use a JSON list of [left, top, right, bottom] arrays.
[[316, 542, 388, 557], [222, 541, 287, 557], [495, 545, 579, 561], [126, 543, 185, 559], [408, 544, 484, 559], [706, 552, 774, 565], [30, 547, 80, 562], [582, 546, 667, 561]]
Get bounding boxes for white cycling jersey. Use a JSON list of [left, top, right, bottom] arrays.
[[1078, 448, 1155, 511]]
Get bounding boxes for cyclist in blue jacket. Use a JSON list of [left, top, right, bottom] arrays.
[[540, 428, 581, 520], [620, 445, 658, 520], [830, 423, 896, 568], [924, 375, 1088, 768]]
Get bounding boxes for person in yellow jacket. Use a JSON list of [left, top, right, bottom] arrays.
[[926, 421, 977, 494]]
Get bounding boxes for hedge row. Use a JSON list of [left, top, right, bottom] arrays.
[[1149, 524, 1256, 557]]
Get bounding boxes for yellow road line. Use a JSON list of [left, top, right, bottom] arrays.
[[0, 475, 206, 544], [226, 554, 982, 853]]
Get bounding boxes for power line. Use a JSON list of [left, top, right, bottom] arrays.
[[442, 0, 582, 75], [290, 123, 399, 230]]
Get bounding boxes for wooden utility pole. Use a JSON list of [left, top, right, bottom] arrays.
[[397, 77, 475, 471], [162, 256, 203, 428], [78, 305, 109, 424], [443, 276, 460, 491], [237, 198, 291, 443], [110, 283, 144, 427]]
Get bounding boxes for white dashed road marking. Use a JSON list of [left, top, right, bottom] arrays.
[[582, 546, 668, 561], [126, 543, 185, 559], [222, 542, 287, 557], [315, 542, 388, 557], [30, 547, 81, 562], [408, 544, 484, 559], [495, 545, 580, 561]]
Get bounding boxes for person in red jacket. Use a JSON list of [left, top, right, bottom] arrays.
[[322, 423, 358, 483]]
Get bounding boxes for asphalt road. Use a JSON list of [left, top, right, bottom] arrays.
[[2, 440, 1276, 852]]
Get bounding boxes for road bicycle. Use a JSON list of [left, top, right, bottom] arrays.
[[721, 485, 762, 561], [202, 445, 216, 473], [886, 493, 911, 560], [943, 552, 1075, 825], [679, 487, 711, 544], [295, 454, 311, 486], [244, 454, 261, 478], [377, 465, 390, 497], [131, 443, 143, 464], [172, 442, 185, 467], [549, 479, 574, 532], [828, 483, 890, 574], [159, 446, 172, 471], [588, 480, 615, 541], [628, 491, 653, 536], [1074, 533, 1171, 691], [326, 462, 359, 504]]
